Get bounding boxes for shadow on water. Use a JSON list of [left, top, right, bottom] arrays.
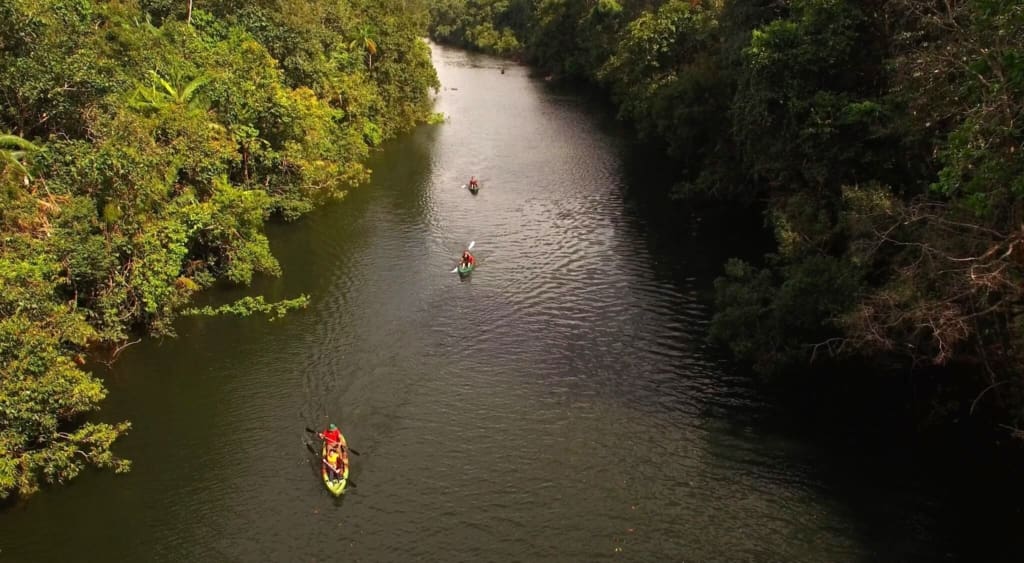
[[582, 91, 1024, 561], [735, 290, 1016, 552], [698, 353, 1024, 563]]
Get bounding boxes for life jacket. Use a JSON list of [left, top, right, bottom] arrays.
[[326, 450, 343, 474]]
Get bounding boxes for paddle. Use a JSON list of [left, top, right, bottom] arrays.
[[320, 458, 356, 488], [305, 427, 361, 456], [305, 441, 357, 489], [450, 241, 476, 273]]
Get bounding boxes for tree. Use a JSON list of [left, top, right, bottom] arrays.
[[352, 25, 379, 69]]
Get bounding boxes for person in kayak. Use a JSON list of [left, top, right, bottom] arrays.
[[319, 423, 342, 453], [461, 250, 476, 268], [325, 448, 344, 480], [468, 176, 479, 190]]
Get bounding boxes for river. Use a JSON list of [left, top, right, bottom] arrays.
[[0, 43, 1017, 562]]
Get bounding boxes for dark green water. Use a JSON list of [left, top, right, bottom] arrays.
[[1, 43, 1017, 562]]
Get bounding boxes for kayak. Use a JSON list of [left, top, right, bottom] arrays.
[[457, 262, 475, 277], [468, 184, 479, 194], [320, 434, 350, 496]]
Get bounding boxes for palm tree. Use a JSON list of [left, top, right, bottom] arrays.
[[351, 25, 378, 69]]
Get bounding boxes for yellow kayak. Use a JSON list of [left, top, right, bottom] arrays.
[[320, 433, 350, 496]]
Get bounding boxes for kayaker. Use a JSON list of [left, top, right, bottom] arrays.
[[468, 176, 479, 189], [319, 423, 342, 453], [325, 448, 344, 480], [461, 250, 475, 268]]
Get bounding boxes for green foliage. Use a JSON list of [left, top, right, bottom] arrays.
[[711, 249, 861, 375], [363, 121, 384, 147], [129, 70, 210, 113], [182, 295, 310, 320], [922, 2, 1024, 225], [429, 0, 528, 57], [0, 256, 131, 499], [599, 1, 724, 163], [0, 0, 438, 499], [708, 258, 777, 368], [529, 0, 627, 77], [0, 0, 124, 138], [733, 0, 896, 193]]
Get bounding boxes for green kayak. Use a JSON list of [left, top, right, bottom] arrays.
[[457, 262, 475, 277], [320, 435, 349, 496]]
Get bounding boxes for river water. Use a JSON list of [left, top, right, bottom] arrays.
[[0, 43, 1015, 562]]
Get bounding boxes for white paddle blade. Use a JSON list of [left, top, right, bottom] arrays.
[[468, 241, 475, 250]]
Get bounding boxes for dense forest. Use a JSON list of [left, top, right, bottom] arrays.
[[0, 0, 438, 499], [428, 0, 1024, 437]]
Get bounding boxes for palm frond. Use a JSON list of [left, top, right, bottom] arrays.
[[128, 85, 166, 112], [0, 134, 40, 152], [180, 74, 209, 103], [147, 70, 177, 98], [0, 133, 40, 180]]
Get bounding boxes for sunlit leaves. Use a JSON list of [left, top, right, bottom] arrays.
[[129, 70, 210, 113], [0, 257, 129, 500], [182, 295, 310, 320]]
